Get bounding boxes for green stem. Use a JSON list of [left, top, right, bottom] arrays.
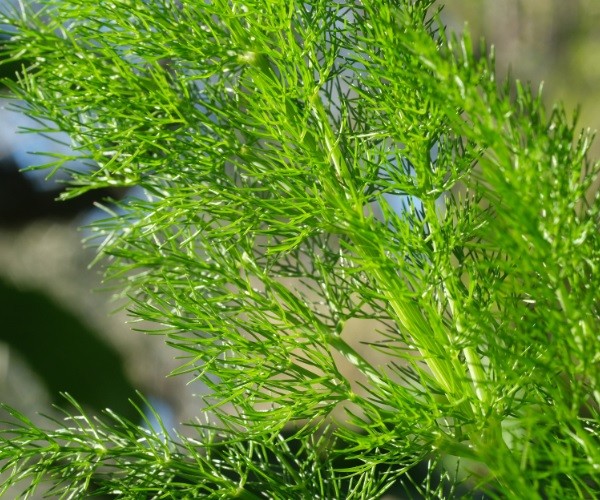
[[327, 334, 386, 387], [309, 96, 476, 409], [422, 196, 490, 414]]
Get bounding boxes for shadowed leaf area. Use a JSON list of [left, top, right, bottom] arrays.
[[0, 277, 137, 419]]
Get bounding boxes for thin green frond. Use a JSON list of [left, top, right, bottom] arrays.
[[0, 0, 598, 497]]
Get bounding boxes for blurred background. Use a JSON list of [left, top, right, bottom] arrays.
[[0, 0, 598, 449]]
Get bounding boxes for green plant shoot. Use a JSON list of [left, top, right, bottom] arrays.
[[0, 0, 598, 498]]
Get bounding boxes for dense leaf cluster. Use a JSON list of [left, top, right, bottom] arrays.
[[1, 0, 599, 497]]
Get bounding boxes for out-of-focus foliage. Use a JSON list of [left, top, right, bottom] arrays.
[[446, 0, 600, 157]]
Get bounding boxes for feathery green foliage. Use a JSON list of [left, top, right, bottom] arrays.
[[1, 0, 599, 497]]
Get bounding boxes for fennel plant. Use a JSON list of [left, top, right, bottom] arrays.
[[0, 0, 599, 498]]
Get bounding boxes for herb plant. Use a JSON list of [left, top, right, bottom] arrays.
[[1, 0, 599, 498]]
